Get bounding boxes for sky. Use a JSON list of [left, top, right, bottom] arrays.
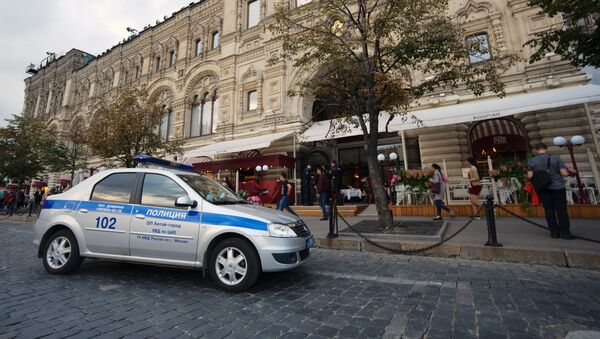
[[0, 0, 194, 126]]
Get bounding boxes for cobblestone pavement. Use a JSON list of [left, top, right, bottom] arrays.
[[1, 221, 600, 339]]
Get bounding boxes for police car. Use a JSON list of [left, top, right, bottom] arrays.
[[33, 155, 313, 292]]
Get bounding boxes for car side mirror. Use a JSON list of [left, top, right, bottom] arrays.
[[175, 195, 197, 208]]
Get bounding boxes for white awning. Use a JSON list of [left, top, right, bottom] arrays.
[[183, 131, 293, 159], [299, 112, 394, 142], [388, 83, 600, 131]]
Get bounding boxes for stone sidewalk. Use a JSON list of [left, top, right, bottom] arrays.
[[304, 214, 600, 269]]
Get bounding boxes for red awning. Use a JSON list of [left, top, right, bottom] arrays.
[[193, 154, 296, 172], [31, 181, 48, 188], [58, 179, 71, 186]]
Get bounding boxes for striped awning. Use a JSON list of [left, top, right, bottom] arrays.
[[470, 119, 524, 143]]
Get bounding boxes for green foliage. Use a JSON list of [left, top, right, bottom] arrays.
[[86, 88, 183, 168], [526, 0, 600, 67], [0, 115, 70, 185]]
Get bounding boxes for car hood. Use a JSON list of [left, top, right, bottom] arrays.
[[217, 204, 300, 224]]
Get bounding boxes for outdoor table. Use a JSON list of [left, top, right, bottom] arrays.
[[340, 188, 362, 201]]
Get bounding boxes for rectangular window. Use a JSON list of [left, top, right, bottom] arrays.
[[247, 90, 258, 111], [91, 173, 136, 203], [190, 104, 201, 137], [212, 96, 219, 134], [195, 40, 202, 56], [211, 31, 219, 49], [169, 51, 175, 67], [248, 0, 260, 28], [201, 100, 213, 135], [155, 57, 161, 72], [467, 33, 491, 64]]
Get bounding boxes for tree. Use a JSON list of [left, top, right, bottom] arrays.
[[86, 88, 183, 168], [0, 115, 69, 186], [526, 0, 600, 67], [270, 0, 514, 229], [49, 121, 88, 182]]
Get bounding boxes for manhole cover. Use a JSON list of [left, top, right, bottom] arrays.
[[340, 220, 443, 236]]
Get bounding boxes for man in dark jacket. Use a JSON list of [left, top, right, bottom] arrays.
[[330, 160, 344, 206], [527, 143, 572, 239], [301, 163, 313, 206], [315, 167, 331, 220]]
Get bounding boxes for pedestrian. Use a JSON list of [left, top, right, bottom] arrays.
[[429, 163, 455, 221], [527, 143, 573, 239], [33, 189, 43, 214], [4, 191, 16, 216], [330, 160, 343, 206], [277, 172, 297, 216], [315, 166, 331, 221], [0, 190, 5, 209], [466, 157, 482, 219], [301, 163, 313, 206]]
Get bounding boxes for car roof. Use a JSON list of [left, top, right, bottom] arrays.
[[99, 167, 196, 176]]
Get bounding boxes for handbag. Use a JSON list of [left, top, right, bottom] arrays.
[[531, 155, 552, 192], [431, 172, 442, 194]]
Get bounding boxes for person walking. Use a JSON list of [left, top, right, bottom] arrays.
[[330, 160, 344, 206], [4, 191, 16, 216], [315, 166, 331, 221], [301, 163, 313, 206], [277, 172, 297, 216], [430, 164, 455, 221], [527, 143, 573, 239], [466, 157, 482, 219]]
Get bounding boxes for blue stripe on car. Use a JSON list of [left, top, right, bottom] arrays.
[[43, 199, 268, 231]]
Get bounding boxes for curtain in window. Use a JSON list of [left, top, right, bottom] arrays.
[[190, 103, 201, 137], [201, 100, 212, 135]]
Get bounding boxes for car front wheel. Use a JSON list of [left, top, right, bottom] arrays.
[[209, 238, 260, 292], [42, 230, 82, 274]]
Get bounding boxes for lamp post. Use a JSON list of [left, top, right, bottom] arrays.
[[255, 165, 269, 188], [553, 135, 588, 204]]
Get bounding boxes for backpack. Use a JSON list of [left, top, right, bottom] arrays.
[[531, 155, 553, 192]]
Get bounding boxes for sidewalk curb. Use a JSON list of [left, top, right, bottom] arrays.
[[0, 216, 37, 222], [315, 237, 600, 270]]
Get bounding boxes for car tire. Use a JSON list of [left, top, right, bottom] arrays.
[[42, 229, 82, 275], [209, 238, 260, 292]]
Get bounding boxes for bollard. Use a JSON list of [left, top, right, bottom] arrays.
[[327, 195, 338, 238], [484, 195, 502, 247]]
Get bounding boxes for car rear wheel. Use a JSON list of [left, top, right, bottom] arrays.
[[42, 230, 82, 274], [209, 238, 260, 292]]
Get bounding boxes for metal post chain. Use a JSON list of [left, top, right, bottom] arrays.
[[334, 204, 486, 255], [494, 204, 600, 244], [485, 196, 502, 247]]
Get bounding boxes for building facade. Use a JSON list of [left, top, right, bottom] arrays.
[[22, 0, 600, 198]]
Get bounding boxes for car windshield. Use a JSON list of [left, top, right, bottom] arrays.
[[178, 174, 246, 205]]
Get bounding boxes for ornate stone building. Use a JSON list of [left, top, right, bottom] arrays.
[[22, 0, 600, 196]]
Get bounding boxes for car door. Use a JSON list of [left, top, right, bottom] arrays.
[[78, 172, 136, 255], [129, 173, 200, 262]]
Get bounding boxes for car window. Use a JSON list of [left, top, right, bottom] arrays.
[[91, 173, 136, 203], [141, 174, 187, 208], [178, 174, 246, 205]]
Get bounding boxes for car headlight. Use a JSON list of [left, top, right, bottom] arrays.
[[268, 223, 297, 238]]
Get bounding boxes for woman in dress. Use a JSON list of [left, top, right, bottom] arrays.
[[466, 157, 482, 219], [430, 163, 455, 221]]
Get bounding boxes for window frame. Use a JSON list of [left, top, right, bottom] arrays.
[[90, 172, 138, 204], [211, 31, 220, 49], [189, 93, 217, 138], [155, 56, 161, 72], [247, 0, 260, 28], [168, 50, 175, 67], [466, 32, 492, 64], [247, 90, 258, 111], [194, 39, 202, 57], [137, 173, 188, 209]]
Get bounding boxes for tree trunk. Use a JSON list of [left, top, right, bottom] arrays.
[[365, 137, 395, 229]]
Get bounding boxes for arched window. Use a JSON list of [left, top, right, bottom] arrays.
[[195, 39, 202, 56], [212, 94, 219, 134], [155, 56, 161, 72], [211, 31, 219, 49], [190, 96, 201, 137], [189, 93, 217, 137], [169, 50, 175, 67]]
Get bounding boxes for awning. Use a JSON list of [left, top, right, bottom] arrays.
[[193, 154, 295, 172], [388, 83, 600, 131], [299, 112, 394, 142], [184, 131, 293, 159]]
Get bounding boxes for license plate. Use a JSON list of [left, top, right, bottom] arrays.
[[306, 238, 314, 249]]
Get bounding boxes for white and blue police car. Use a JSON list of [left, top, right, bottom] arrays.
[[33, 155, 313, 292]]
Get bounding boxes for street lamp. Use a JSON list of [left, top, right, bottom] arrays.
[[255, 165, 269, 187], [553, 135, 588, 204]]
